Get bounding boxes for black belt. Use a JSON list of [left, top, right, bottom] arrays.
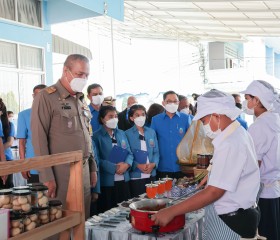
[[219, 205, 257, 217]]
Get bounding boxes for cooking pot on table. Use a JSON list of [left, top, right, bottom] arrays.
[[129, 198, 185, 233]]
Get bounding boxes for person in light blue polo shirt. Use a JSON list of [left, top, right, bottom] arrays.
[[0, 98, 15, 188], [17, 84, 46, 183], [151, 90, 193, 179], [87, 83, 104, 133]]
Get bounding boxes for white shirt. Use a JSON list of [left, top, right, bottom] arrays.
[[248, 111, 280, 198], [208, 121, 260, 215]]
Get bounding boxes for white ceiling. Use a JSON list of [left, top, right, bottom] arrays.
[[88, 0, 280, 43]]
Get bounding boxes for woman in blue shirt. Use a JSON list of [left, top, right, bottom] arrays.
[[125, 105, 159, 197], [0, 98, 15, 188], [92, 106, 133, 212]]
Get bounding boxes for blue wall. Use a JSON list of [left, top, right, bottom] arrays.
[[275, 53, 280, 79], [0, 1, 53, 85]]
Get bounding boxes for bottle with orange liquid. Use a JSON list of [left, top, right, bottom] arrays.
[[162, 176, 173, 198], [154, 180, 165, 198]]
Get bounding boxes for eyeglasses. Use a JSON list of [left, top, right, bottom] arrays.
[[165, 100, 179, 104]]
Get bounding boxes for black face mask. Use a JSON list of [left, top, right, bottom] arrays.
[[236, 103, 242, 109]]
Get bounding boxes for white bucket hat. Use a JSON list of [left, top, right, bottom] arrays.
[[193, 89, 242, 121], [240, 80, 278, 111]]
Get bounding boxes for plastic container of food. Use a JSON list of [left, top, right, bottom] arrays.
[[30, 185, 49, 207], [0, 188, 13, 209], [37, 206, 50, 225], [12, 190, 32, 213], [49, 200, 63, 221], [10, 212, 24, 237], [23, 209, 39, 232]]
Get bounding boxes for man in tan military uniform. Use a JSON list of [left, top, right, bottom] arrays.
[[31, 54, 97, 221]]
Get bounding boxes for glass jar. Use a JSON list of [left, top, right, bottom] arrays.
[[10, 212, 24, 237], [12, 190, 32, 213], [0, 188, 12, 209], [27, 183, 44, 188], [49, 200, 63, 221], [23, 209, 39, 232], [37, 206, 50, 225], [13, 186, 30, 191], [30, 185, 48, 207]]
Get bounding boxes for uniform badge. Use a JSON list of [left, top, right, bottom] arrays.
[[149, 139, 155, 147], [121, 140, 127, 149], [179, 127, 184, 135]]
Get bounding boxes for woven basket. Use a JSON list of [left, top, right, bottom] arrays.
[[193, 167, 208, 177]]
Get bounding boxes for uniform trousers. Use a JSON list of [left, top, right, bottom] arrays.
[[129, 176, 156, 198], [258, 197, 280, 240], [157, 171, 185, 180], [98, 180, 131, 213]]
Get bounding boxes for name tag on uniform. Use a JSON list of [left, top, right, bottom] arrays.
[[61, 102, 71, 110]]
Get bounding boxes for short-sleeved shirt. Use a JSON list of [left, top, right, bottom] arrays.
[[89, 104, 100, 132], [208, 121, 260, 215], [151, 111, 192, 172], [17, 108, 37, 174], [2, 122, 16, 160], [248, 111, 280, 198]]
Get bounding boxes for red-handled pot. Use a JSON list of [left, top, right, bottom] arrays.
[[129, 199, 185, 233]]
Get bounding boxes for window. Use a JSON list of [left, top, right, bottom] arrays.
[[0, 40, 45, 113], [0, 0, 41, 27]]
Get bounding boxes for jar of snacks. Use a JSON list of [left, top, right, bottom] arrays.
[[37, 206, 50, 225], [27, 183, 44, 188], [49, 200, 63, 221], [30, 185, 48, 207], [13, 186, 30, 191], [0, 189, 12, 209], [12, 190, 32, 213], [23, 209, 39, 232], [10, 212, 24, 237]]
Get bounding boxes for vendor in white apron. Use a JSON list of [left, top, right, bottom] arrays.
[[151, 89, 260, 240], [241, 80, 280, 240]]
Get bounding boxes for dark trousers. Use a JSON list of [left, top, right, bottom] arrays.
[[258, 197, 280, 240], [27, 174, 40, 184], [219, 207, 260, 238], [157, 171, 185, 180], [129, 176, 156, 198], [0, 174, 13, 189], [98, 181, 131, 213]]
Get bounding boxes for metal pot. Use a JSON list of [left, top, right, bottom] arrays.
[[129, 199, 185, 233]]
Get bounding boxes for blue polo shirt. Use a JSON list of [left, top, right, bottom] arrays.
[[151, 111, 192, 172], [0, 120, 3, 137], [17, 108, 37, 174], [89, 104, 101, 132], [2, 122, 16, 160]]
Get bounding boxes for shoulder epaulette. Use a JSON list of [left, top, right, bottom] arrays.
[[45, 86, 57, 94]]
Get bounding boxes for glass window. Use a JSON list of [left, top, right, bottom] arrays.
[[20, 45, 43, 71], [0, 0, 15, 21], [0, 41, 17, 68], [17, 0, 41, 27]]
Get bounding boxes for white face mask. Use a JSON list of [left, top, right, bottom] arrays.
[[242, 99, 254, 115], [92, 95, 104, 106], [180, 108, 190, 115], [165, 103, 178, 114], [105, 118, 118, 129], [134, 116, 146, 127], [69, 78, 87, 93], [203, 115, 221, 139], [8, 117, 13, 122]]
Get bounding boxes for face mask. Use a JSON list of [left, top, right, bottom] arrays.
[[203, 115, 221, 139], [134, 116, 146, 127], [242, 100, 254, 115], [92, 95, 104, 106], [165, 103, 178, 114], [8, 117, 13, 122], [180, 108, 190, 115], [69, 78, 87, 93], [105, 118, 118, 129]]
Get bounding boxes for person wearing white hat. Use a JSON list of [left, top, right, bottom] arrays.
[[241, 80, 280, 240], [151, 89, 260, 240]]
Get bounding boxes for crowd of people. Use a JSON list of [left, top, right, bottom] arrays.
[[0, 54, 280, 240]]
